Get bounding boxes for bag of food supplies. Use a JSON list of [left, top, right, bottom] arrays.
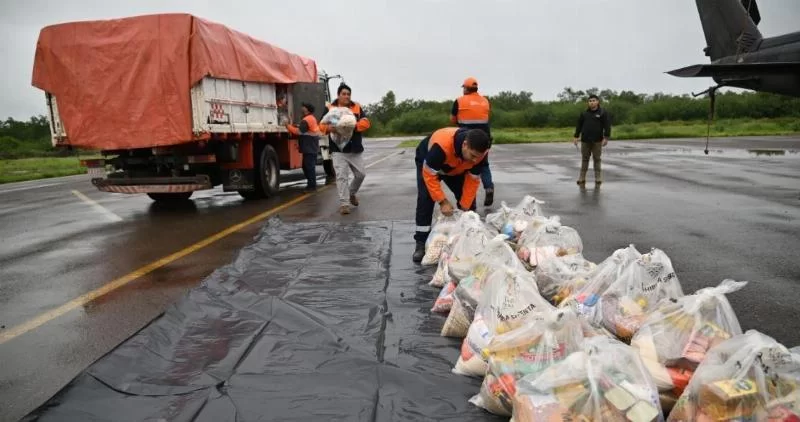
[[562, 244, 643, 322], [534, 254, 596, 306], [320, 106, 357, 149], [421, 210, 462, 266], [512, 335, 665, 422], [667, 330, 800, 422], [597, 248, 684, 342], [485, 195, 546, 242], [441, 237, 523, 337], [453, 266, 553, 377], [445, 212, 492, 282], [516, 217, 583, 269], [631, 279, 746, 412], [470, 309, 585, 416]]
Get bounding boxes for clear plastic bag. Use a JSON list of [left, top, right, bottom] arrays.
[[428, 249, 452, 288], [534, 254, 596, 305], [516, 217, 583, 269], [512, 335, 665, 422], [668, 330, 800, 421], [441, 237, 522, 338], [631, 279, 747, 412], [561, 244, 643, 323], [453, 266, 553, 377], [470, 309, 585, 416], [485, 195, 546, 242], [597, 248, 684, 342], [421, 210, 462, 266], [445, 212, 492, 281], [320, 106, 357, 149], [431, 280, 457, 313]]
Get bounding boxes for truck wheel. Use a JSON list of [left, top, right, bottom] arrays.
[[147, 192, 193, 201], [254, 144, 280, 198]]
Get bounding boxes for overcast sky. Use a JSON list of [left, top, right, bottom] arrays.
[[1, 0, 798, 120]]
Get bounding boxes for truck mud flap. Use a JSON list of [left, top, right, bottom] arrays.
[[23, 219, 501, 422], [93, 175, 211, 194]]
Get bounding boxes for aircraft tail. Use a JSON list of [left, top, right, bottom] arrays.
[[695, 0, 763, 60]]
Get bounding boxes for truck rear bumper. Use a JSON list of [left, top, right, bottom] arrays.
[[92, 175, 212, 194]]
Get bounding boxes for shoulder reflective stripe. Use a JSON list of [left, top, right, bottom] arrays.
[[423, 163, 440, 175], [415, 226, 431, 232], [457, 119, 490, 124]]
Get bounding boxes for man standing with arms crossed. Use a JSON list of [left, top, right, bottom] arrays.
[[451, 77, 495, 206], [573, 94, 611, 187]]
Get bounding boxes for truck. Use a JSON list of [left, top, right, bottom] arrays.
[[32, 13, 332, 201]]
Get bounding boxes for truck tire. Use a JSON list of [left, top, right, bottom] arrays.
[[256, 144, 280, 198], [147, 192, 193, 201]]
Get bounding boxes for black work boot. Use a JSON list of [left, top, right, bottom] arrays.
[[484, 189, 494, 207], [412, 241, 426, 263]]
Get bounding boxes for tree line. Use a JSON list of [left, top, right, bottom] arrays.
[[3, 87, 800, 159], [362, 87, 800, 136]]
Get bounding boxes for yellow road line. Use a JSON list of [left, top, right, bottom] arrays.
[[0, 150, 404, 346]]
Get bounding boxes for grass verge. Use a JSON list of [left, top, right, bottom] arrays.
[[395, 118, 800, 147], [0, 156, 95, 184]]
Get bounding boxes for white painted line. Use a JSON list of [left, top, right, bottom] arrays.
[[71, 190, 123, 222], [0, 182, 66, 195]]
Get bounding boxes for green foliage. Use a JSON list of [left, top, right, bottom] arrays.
[[364, 87, 800, 137], [0, 115, 57, 159]]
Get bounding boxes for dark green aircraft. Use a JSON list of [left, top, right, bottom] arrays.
[[668, 0, 800, 98]]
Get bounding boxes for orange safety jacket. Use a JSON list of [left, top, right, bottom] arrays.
[[450, 92, 490, 126], [421, 127, 488, 210], [287, 114, 321, 154]]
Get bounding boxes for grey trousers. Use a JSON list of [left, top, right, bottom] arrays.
[[331, 152, 366, 205], [579, 141, 603, 182]]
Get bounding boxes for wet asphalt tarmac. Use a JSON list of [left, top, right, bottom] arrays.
[[1, 135, 799, 421]]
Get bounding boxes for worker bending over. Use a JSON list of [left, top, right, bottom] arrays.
[[450, 77, 494, 206], [412, 127, 491, 263]]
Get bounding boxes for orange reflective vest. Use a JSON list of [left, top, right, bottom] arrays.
[[422, 127, 487, 210], [451, 93, 490, 125]]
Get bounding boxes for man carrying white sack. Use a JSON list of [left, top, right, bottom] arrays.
[[412, 127, 491, 263], [319, 83, 371, 215]]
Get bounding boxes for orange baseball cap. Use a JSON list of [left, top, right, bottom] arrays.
[[462, 77, 478, 88]]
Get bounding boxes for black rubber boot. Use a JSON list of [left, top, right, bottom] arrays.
[[484, 189, 494, 207], [412, 241, 426, 263]]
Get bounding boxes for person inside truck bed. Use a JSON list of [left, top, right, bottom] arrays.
[[286, 103, 322, 192], [319, 83, 371, 215], [412, 127, 491, 263]]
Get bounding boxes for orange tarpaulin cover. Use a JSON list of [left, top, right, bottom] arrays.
[[32, 14, 318, 150]]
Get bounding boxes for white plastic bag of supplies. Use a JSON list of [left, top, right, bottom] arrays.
[[445, 212, 492, 281], [471, 309, 585, 416], [441, 237, 523, 338], [320, 106, 357, 149], [534, 253, 596, 306], [562, 244, 642, 322], [516, 217, 583, 269], [453, 265, 553, 377], [421, 210, 462, 266], [667, 330, 800, 421], [512, 335, 664, 422], [597, 248, 684, 343], [485, 195, 546, 242]]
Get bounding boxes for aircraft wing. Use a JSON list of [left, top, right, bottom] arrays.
[[667, 62, 800, 78]]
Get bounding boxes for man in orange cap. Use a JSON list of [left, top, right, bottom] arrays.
[[450, 77, 495, 206]]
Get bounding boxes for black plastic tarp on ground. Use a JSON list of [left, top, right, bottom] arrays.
[[24, 219, 504, 422]]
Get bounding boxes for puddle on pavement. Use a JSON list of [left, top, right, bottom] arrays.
[[613, 148, 799, 158]]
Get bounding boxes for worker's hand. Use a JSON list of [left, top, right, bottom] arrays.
[[573, 137, 579, 145], [439, 199, 454, 217], [602, 138, 608, 147]]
